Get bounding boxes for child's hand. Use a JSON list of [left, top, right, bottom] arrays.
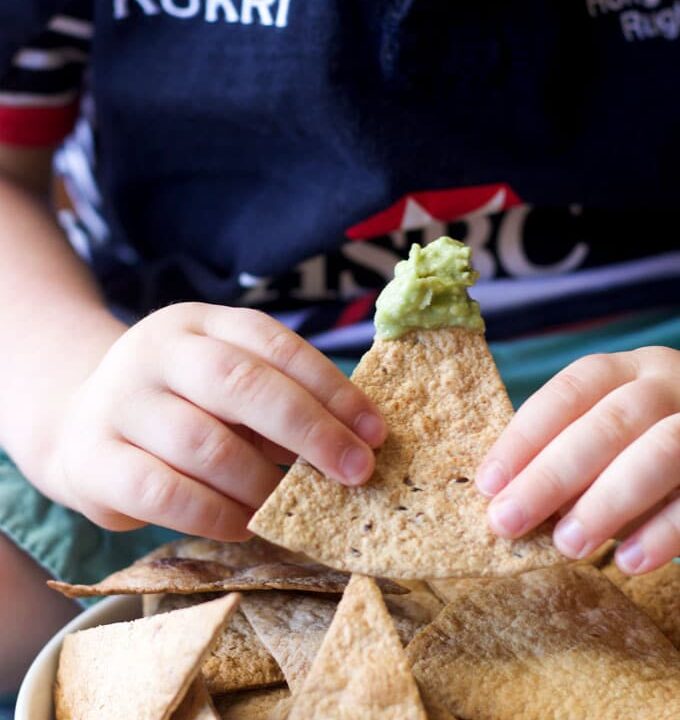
[[476, 346, 680, 575], [48, 303, 386, 540]]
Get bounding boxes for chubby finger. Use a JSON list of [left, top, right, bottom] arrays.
[[165, 334, 376, 486], [476, 352, 637, 497], [554, 412, 680, 561], [487, 378, 674, 540], [231, 425, 296, 466], [615, 491, 680, 574], [88, 439, 255, 541], [201, 307, 387, 447], [114, 389, 283, 509], [78, 506, 147, 533]]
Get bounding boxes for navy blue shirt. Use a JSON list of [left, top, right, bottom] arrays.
[[1, 1, 679, 352]]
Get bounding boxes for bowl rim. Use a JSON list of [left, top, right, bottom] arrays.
[[15, 595, 141, 720]]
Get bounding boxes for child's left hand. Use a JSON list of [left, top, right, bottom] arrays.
[[475, 346, 680, 575]]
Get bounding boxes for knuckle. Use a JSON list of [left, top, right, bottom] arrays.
[[188, 424, 238, 475], [648, 413, 680, 463], [266, 329, 305, 373], [633, 345, 678, 366], [630, 376, 677, 415], [548, 371, 589, 407], [222, 358, 269, 404], [135, 465, 185, 518], [560, 353, 619, 389], [593, 401, 632, 448], [531, 464, 571, 502], [297, 413, 332, 459], [325, 381, 354, 414], [566, 353, 611, 373]]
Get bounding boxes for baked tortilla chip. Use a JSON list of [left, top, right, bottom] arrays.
[[214, 687, 291, 720], [603, 560, 680, 649], [48, 557, 405, 598], [241, 587, 438, 691], [172, 679, 219, 720], [240, 592, 333, 692], [407, 565, 680, 720], [156, 536, 311, 566], [55, 594, 239, 720], [149, 593, 285, 693], [386, 580, 443, 626], [287, 575, 427, 719], [249, 328, 561, 578], [428, 542, 618, 604], [426, 575, 494, 604]]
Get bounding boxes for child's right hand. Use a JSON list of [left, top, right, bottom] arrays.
[[46, 303, 386, 540]]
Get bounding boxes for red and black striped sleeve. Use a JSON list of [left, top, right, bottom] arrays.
[[0, 2, 91, 147]]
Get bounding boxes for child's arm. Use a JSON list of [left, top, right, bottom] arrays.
[[0, 145, 386, 539], [476, 349, 680, 574], [0, 144, 126, 500]]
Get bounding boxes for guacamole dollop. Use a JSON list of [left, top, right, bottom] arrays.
[[374, 237, 483, 340]]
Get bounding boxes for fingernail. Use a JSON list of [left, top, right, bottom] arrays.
[[476, 460, 509, 497], [488, 497, 526, 537], [340, 445, 372, 485], [554, 517, 589, 558], [616, 540, 645, 573], [353, 412, 385, 447]]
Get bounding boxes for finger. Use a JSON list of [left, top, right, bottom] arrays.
[[114, 389, 283, 509], [89, 439, 254, 541], [200, 307, 387, 447], [487, 378, 674, 540], [476, 352, 637, 497], [164, 334, 376, 485], [615, 491, 680, 574], [553, 412, 680, 560], [78, 505, 147, 533], [231, 425, 297, 466]]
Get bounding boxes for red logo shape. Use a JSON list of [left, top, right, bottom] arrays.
[[346, 183, 522, 241]]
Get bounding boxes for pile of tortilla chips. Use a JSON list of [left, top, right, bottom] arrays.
[[51, 313, 680, 718]]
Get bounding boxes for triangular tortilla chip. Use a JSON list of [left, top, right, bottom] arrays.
[[241, 588, 438, 691], [172, 679, 219, 720], [55, 594, 239, 720], [249, 328, 562, 578], [48, 557, 405, 598], [407, 565, 680, 720], [427, 544, 618, 604], [240, 592, 333, 692], [427, 575, 494, 604], [385, 580, 443, 626], [214, 687, 291, 720], [287, 575, 427, 719], [154, 536, 311, 566], [149, 593, 285, 693], [602, 560, 680, 649]]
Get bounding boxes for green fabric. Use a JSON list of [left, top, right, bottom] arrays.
[[0, 449, 179, 606], [490, 308, 680, 409]]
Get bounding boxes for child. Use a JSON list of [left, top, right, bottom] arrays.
[[1, 1, 679, 693]]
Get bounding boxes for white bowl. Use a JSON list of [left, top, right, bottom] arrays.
[[15, 596, 141, 720]]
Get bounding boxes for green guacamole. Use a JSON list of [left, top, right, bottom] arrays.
[[374, 237, 484, 340]]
